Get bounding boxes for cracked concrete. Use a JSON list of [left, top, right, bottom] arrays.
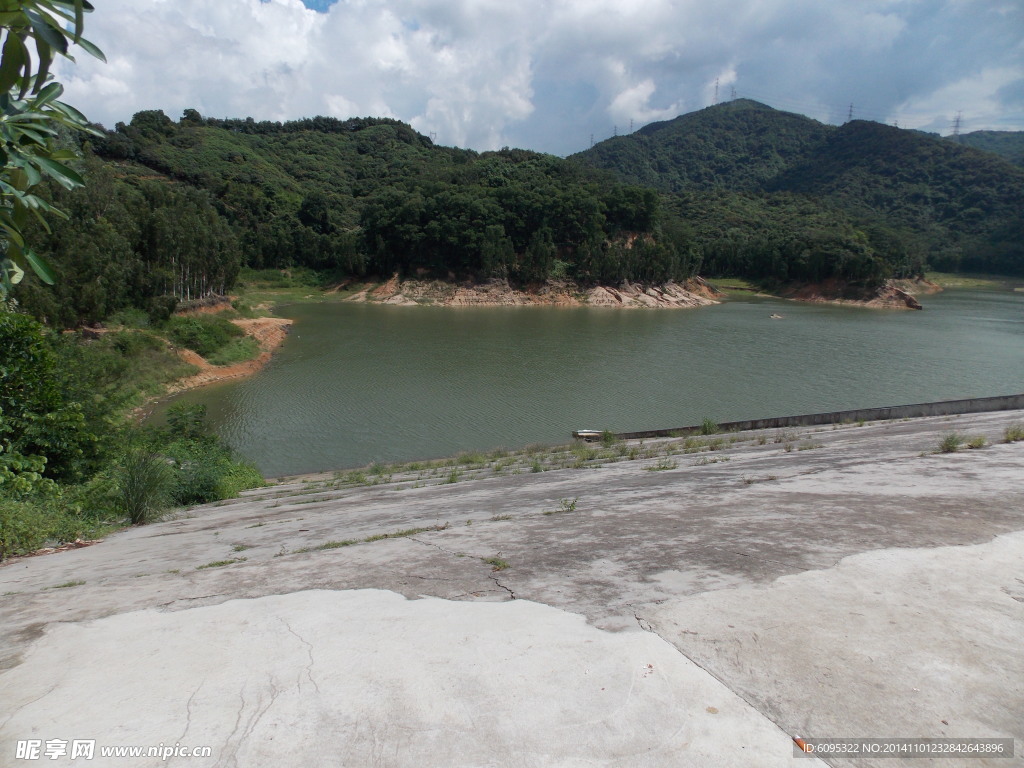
[[1, 410, 1023, 766]]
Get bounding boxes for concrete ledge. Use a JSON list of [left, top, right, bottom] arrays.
[[577, 393, 1024, 441]]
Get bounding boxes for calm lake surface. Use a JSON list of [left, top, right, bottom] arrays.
[[155, 289, 1024, 477]]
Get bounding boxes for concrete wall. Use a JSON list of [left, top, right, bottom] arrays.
[[578, 394, 1024, 441]]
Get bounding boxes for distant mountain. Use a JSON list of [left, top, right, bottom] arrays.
[[574, 99, 831, 193], [17, 101, 1024, 327], [953, 130, 1024, 167], [772, 121, 1024, 248], [572, 100, 1024, 275]]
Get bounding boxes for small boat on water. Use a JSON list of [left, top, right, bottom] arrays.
[[770, 313, 784, 319], [573, 430, 605, 442]]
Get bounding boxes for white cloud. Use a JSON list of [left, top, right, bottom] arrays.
[[55, 0, 1023, 154], [893, 67, 1024, 133]]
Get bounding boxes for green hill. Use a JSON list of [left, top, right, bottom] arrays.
[[576, 99, 831, 193], [15, 101, 1024, 327], [954, 130, 1024, 167], [17, 111, 698, 326], [573, 100, 1024, 277]]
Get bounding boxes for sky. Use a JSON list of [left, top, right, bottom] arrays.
[[54, 0, 1024, 157]]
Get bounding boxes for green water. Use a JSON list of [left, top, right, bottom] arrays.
[[154, 289, 1024, 476]]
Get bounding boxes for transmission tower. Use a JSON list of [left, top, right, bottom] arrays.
[[730, 86, 736, 100], [714, 78, 720, 105], [847, 103, 854, 122], [952, 111, 963, 142]]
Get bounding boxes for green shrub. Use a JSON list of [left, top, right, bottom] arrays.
[[116, 447, 174, 525], [0, 496, 50, 559], [1004, 423, 1024, 443], [111, 330, 163, 356], [165, 315, 243, 358], [108, 308, 151, 329], [938, 432, 963, 453], [206, 336, 259, 366], [700, 418, 719, 435]]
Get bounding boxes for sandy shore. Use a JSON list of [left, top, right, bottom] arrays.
[[166, 316, 293, 395]]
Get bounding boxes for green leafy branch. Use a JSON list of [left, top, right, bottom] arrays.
[[0, 0, 105, 295]]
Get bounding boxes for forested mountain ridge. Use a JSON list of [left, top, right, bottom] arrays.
[[573, 100, 1024, 276], [574, 99, 833, 192], [17, 110, 710, 327], [954, 130, 1024, 167], [13, 101, 1024, 328]]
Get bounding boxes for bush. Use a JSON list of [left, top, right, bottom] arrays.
[[116, 447, 175, 525], [938, 432, 963, 453], [0, 496, 50, 559], [165, 314, 243, 358]]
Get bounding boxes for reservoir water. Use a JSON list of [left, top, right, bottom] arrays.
[[156, 289, 1024, 477]]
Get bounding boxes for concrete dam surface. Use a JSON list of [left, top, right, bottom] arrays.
[[1, 409, 1022, 767]]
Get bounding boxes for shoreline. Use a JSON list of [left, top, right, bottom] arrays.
[[335, 275, 939, 310], [344, 276, 723, 309], [164, 316, 294, 396]]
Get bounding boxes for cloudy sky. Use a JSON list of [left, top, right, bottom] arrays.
[[55, 0, 1023, 156]]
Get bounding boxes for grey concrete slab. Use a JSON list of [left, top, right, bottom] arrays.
[[646, 532, 1024, 768], [1, 409, 1023, 765], [0, 590, 819, 767]]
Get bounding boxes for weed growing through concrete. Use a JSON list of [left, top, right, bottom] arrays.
[[483, 557, 510, 571], [292, 522, 454, 554], [646, 457, 677, 471], [966, 435, 987, 449], [797, 442, 824, 451], [47, 580, 86, 589], [490, 514, 512, 521], [543, 497, 579, 515], [196, 558, 247, 569], [694, 455, 730, 466], [1004, 423, 1024, 442], [938, 432, 964, 453], [700, 418, 719, 435], [232, 544, 252, 552]]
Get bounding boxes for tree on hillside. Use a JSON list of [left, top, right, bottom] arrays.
[[0, 0, 105, 299]]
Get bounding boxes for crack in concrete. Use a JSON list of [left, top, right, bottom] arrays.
[[280, 618, 321, 694], [489, 574, 516, 600], [629, 609, 814, 766], [157, 595, 224, 610], [0, 681, 59, 732], [176, 679, 205, 744], [408, 536, 461, 558]]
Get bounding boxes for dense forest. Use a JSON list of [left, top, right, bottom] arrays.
[[16, 111, 701, 326], [11, 100, 1024, 328], [573, 99, 1024, 279], [955, 130, 1024, 167]]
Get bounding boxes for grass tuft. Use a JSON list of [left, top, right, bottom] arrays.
[[938, 432, 963, 453], [1004, 423, 1024, 443], [196, 557, 247, 569]]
